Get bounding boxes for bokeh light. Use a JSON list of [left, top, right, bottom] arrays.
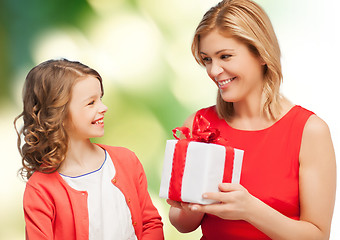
[[1, 0, 339, 239]]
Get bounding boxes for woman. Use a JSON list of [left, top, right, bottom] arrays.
[[167, 0, 336, 239]]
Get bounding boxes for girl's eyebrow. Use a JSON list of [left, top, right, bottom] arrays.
[[81, 94, 99, 103]]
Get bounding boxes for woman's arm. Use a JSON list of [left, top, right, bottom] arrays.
[[189, 115, 336, 239], [249, 115, 336, 239], [297, 115, 336, 238], [168, 200, 205, 233]]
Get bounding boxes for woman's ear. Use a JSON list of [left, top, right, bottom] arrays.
[[259, 57, 266, 66], [262, 63, 268, 74]]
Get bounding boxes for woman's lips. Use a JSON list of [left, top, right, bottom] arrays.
[[217, 77, 236, 88]]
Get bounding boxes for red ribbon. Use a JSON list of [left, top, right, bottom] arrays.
[[168, 114, 235, 202]]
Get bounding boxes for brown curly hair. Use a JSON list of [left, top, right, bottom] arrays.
[[14, 59, 103, 180]]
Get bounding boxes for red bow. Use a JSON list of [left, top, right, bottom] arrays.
[[172, 114, 227, 145], [168, 114, 234, 202]]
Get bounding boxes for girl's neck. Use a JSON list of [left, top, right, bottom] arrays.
[[58, 138, 105, 176], [67, 138, 96, 161]]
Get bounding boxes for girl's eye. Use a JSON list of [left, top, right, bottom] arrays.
[[88, 100, 95, 105]]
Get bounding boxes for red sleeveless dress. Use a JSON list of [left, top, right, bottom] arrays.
[[195, 105, 314, 240]]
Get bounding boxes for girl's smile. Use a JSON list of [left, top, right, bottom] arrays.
[[66, 75, 108, 140], [92, 117, 104, 126]]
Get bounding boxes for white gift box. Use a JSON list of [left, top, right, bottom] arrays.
[[159, 139, 244, 204]]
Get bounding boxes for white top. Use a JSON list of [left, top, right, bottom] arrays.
[[60, 151, 137, 240]]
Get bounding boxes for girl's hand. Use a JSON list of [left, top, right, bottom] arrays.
[[189, 183, 256, 221]]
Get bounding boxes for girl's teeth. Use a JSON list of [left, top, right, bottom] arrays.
[[94, 119, 103, 124]]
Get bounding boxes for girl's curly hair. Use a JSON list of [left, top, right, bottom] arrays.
[[14, 59, 103, 180]]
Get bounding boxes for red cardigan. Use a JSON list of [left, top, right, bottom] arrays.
[[24, 144, 164, 240]]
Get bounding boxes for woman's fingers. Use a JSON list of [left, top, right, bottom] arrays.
[[166, 199, 182, 208], [201, 183, 242, 202]]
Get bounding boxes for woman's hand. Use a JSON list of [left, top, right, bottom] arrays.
[[167, 199, 205, 233], [188, 183, 256, 221], [166, 199, 192, 211]]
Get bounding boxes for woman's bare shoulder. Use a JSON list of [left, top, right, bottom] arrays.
[[183, 112, 196, 129], [300, 113, 335, 165]]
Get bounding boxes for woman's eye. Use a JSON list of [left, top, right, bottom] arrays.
[[221, 54, 232, 60], [202, 57, 211, 63]]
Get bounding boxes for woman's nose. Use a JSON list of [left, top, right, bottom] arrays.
[[209, 61, 223, 77]]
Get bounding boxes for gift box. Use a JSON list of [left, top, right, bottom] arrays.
[[159, 115, 244, 205]]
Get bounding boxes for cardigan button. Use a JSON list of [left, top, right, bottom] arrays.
[[133, 222, 137, 226], [128, 198, 131, 203], [112, 178, 117, 183]]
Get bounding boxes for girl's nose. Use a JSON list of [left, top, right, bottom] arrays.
[[100, 102, 108, 114]]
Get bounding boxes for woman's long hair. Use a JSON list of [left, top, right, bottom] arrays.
[[191, 0, 283, 120], [14, 59, 103, 180]]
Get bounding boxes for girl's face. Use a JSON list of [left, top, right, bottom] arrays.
[[65, 75, 108, 141], [199, 30, 265, 105]]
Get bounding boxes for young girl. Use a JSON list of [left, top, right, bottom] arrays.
[[167, 0, 336, 239], [15, 59, 164, 240]]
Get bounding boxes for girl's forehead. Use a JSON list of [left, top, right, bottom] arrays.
[[71, 76, 102, 97]]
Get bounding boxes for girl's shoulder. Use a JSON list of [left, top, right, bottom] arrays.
[[97, 144, 136, 157], [25, 170, 61, 195], [27, 170, 58, 183], [96, 144, 141, 166]]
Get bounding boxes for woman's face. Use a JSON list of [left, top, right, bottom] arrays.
[[199, 30, 265, 105]]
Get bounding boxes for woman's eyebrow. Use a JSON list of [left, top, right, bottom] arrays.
[[200, 49, 235, 55]]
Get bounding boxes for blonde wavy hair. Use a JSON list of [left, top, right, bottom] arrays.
[[192, 0, 283, 120], [14, 59, 103, 180]]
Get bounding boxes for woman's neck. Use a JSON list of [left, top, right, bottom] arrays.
[[228, 97, 292, 131]]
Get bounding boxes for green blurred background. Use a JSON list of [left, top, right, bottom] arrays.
[[1, 0, 339, 239]]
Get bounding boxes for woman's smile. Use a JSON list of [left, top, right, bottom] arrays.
[[217, 77, 237, 89]]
